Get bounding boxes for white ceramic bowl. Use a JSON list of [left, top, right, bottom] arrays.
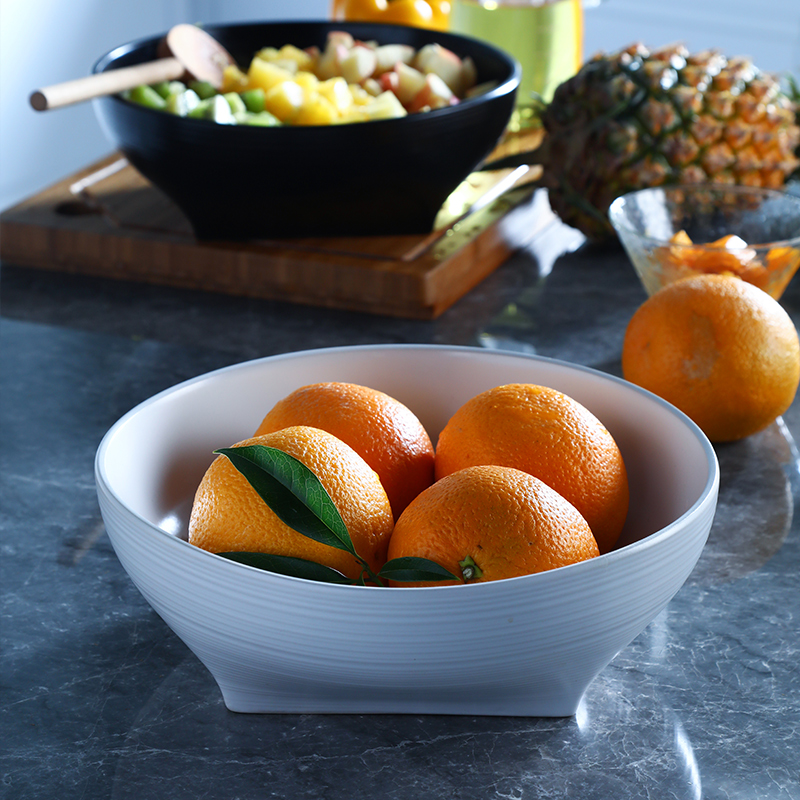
[[95, 345, 719, 716]]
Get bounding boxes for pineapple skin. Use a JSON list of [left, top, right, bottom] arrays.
[[538, 43, 800, 242]]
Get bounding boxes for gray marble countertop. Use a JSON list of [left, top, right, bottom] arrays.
[[2, 214, 799, 800]]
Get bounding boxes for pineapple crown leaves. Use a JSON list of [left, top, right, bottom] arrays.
[[786, 74, 800, 104], [213, 444, 460, 587]]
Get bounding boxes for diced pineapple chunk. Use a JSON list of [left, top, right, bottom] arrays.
[[255, 47, 281, 62], [318, 77, 354, 114], [293, 70, 319, 92], [269, 59, 300, 75], [294, 93, 338, 126], [337, 106, 369, 124], [247, 57, 295, 94], [263, 80, 306, 122], [277, 44, 316, 73], [350, 83, 374, 105], [360, 90, 408, 121], [220, 64, 249, 94]]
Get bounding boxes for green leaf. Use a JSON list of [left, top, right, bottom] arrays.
[[378, 557, 461, 583], [215, 445, 355, 556], [217, 551, 354, 585]]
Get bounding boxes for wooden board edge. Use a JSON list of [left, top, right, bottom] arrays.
[[0, 218, 442, 319]]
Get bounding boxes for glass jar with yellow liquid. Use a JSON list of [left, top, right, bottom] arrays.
[[448, 0, 585, 130]]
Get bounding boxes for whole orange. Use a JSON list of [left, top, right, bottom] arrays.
[[434, 384, 629, 554], [255, 382, 434, 517], [622, 274, 800, 442], [387, 464, 599, 586], [188, 426, 394, 580]]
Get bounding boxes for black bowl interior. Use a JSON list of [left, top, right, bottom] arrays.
[[92, 21, 520, 239]]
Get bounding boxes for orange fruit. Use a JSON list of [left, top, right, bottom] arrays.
[[387, 465, 599, 586], [188, 426, 394, 580], [434, 384, 629, 554], [255, 382, 434, 517], [622, 274, 800, 442]]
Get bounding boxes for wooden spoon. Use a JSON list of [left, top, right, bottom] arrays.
[[29, 24, 236, 111]]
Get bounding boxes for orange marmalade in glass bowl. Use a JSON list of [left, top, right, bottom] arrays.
[[609, 185, 800, 299]]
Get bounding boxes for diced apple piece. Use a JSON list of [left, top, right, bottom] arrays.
[[378, 71, 400, 95], [360, 90, 408, 121], [316, 42, 349, 80], [465, 80, 498, 99], [340, 45, 378, 84], [247, 57, 295, 93], [294, 93, 338, 126], [361, 78, 383, 98], [373, 43, 416, 75], [318, 77, 354, 114], [328, 31, 355, 50], [414, 43, 464, 94], [393, 62, 427, 107], [263, 80, 305, 122], [407, 73, 455, 113], [460, 57, 478, 95]]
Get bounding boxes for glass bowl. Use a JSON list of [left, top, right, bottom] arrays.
[[608, 184, 800, 299]]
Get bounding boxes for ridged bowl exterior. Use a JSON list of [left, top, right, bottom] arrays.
[[91, 22, 520, 240], [95, 345, 719, 716]]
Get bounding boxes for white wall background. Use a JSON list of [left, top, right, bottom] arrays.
[[1, 0, 798, 213]]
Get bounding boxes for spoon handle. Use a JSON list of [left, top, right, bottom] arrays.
[[30, 57, 185, 111]]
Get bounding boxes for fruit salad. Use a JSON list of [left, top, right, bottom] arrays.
[[123, 30, 490, 126]]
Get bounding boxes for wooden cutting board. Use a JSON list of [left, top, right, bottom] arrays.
[[0, 137, 547, 319]]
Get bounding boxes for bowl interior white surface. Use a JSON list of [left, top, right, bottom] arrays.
[[96, 345, 719, 716]]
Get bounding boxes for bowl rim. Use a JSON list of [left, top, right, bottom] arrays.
[[94, 343, 720, 594], [91, 18, 522, 131], [608, 183, 800, 250]]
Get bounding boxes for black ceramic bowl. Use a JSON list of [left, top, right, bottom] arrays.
[[92, 20, 520, 240]]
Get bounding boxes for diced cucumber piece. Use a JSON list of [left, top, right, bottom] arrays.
[[129, 84, 167, 110], [187, 94, 236, 124], [166, 80, 188, 98], [165, 88, 200, 116], [152, 80, 187, 99], [151, 81, 172, 99], [240, 88, 265, 113], [189, 80, 218, 100], [239, 110, 282, 127], [223, 92, 247, 116], [209, 94, 236, 124], [187, 97, 215, 119]]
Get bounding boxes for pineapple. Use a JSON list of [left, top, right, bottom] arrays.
[[536, 43, 800, 241]]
